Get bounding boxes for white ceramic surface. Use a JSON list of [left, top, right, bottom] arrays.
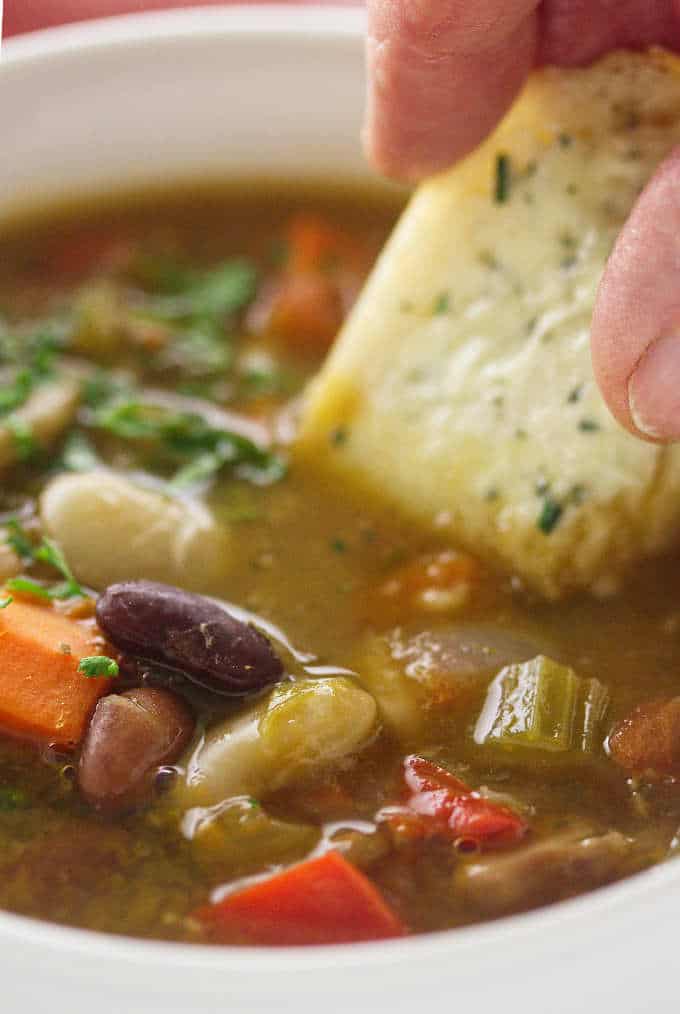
[[0, 8, 678, 1013]]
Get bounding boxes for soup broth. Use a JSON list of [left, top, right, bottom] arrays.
[[0, 185, 678, 945]]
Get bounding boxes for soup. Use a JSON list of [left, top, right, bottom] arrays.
[[0, 184, 678, 946]]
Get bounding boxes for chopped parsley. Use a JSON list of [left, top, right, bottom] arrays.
[[4, 521, 84, 600], [494, 154, 511, 203], [240, 364, 292, 398], [5, 520, 33, 559], [331, 538, 348, 554], [0, 328, 62, 419], [137, 258, 258, 385], [578, 418, 600, 432], [537, 494, 563, 535], [90, 399, 286, 489], [80, 371, 133, 410], [0, 371, 33, 417], [330, 426, 349, 447], [142, 257, 258, 322], [567, 384, 583, 404], [0, 596, 12, 609], [433, 292, 451, 315], [5, 416, 39, 462], [78, 656, 120, 679]]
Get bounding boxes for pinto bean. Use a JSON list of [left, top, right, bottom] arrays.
[[608, 697, 680, 777], [78, 688, 194, 813], [96, 581, 284, 696]]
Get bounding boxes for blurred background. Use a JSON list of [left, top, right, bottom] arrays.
[[4, 0, 359, 38]]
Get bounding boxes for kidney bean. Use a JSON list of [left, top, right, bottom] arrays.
[[96, 581, 284, 695], [78, 688, 194, 813]]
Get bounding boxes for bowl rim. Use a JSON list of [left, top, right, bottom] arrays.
[[1, 4, 680, 977]]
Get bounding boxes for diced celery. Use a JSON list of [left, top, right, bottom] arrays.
[[473, 655, 609, 756]]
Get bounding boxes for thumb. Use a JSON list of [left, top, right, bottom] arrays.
[[592, 147, 680, 442]]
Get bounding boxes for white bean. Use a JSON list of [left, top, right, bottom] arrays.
[[40, 470, 231, 593], [179, 677, 378, 807], [0, 376, 80, 470]]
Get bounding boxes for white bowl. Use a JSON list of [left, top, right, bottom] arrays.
[[1, 8, 678, 1012]]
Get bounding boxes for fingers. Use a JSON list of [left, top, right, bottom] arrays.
[[591, 147, 680, 441], [538, 0, 680, 67], [363, 0, 539, 182]]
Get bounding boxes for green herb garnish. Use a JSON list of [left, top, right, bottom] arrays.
[[0, 370, 33, 417], [4, 522, 84, 600], [5, 416, 39, 462], [0, 596, 12, 609], [578, 418, 600, 432], [5, 520, 34, 560], [91, 400, 286, 489], [0, 328, 62, 419], [330, 426, 349, 447], [537, 494, 563, 535], [494, 153, 511, 203], [146, 258, 258, 323], [78, 656, 120, 679], [433, 292, 450, 315]]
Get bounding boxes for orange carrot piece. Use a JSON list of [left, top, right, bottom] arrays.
[[286, 214, 355, 274], [0, 594, 110, 748], [364, 550, 482, 627], [267, 272, 344, 352], [197, 850, 407, 946]]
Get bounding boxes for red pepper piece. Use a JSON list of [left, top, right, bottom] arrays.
[[400, 755, 527, 848]]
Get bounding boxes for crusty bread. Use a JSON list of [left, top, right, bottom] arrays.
[[298, 50, 680, 598]]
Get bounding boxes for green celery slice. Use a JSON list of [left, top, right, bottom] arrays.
[[474, 655, 609, 755]]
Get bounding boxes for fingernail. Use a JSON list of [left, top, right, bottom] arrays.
[[628, 333, 680, 441]]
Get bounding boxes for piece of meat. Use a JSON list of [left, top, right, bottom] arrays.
[[454, 827, 635, 917]]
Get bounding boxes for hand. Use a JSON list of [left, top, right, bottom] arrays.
[[364, 1, 680, 442]]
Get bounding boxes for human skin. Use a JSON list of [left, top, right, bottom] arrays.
[[8, 0, 680, 442]]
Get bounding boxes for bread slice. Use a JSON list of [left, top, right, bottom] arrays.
[[298, 50, 680, 598]]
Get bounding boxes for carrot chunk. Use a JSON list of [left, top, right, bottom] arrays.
[[0, 594, 110, 747], [249, 215, 367, 353], [364, 550, 482, 627], [286, 214, 357, 275], [196, 850, 407, 946], [265, 272, 344, 352]]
